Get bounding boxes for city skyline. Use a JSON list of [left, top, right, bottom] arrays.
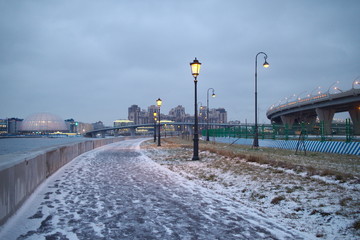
[[1, 1, 359, 126], [1, 102, 228, 128]]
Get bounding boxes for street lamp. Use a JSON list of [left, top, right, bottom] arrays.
[[327, 81, 339, 94], [156, 98, 162, 146], [190, 57, 201, 160], [310, 86, 321, 96], [206, 88, 216, 141], [352, 77, 360, 89], [153, 112, 157, 142], [334, 87, 343, 93], [253, 52, 269, 148], [296, 90, 308, 101]]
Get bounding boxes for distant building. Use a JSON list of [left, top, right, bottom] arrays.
[[126, 104, 228, 132], [139, 109, 148, 124], [215, 108, 227, 123], [20, 113, 66, 134], [199, 106, 207, 123], [93, 121, 104, 130], [77, 122, 93, 135], [65, 119, 77, 133], [169, 105, 186, 122], [128, 105, 141, 124], [113, 119, 134, 135], [0, 119, 7, 135], [7, 118, 24, 134], [113, 119, 134, 127], [148, 105, 158, 124]]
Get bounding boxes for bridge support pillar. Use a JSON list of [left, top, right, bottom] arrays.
[[280, 115, 295, 128], [130, 128, 136, 136], [316, 108, 335, 135], [349, 106, 360, 135], [114, 129, 119, 137], [91, 133, 96, 138], [101, 131, 106, 138]]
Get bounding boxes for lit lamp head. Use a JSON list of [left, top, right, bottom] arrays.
[[263, 56, 270, 68], [190, 57, 201, 80], [156, 98, 162, 107], [212, 91, 216, 98]]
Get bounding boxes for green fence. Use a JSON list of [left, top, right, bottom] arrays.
[[203, 119, 356, 142]]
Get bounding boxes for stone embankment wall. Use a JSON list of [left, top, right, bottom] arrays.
[[0, 137, 124, 226]]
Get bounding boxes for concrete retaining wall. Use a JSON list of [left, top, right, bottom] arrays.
[[0, 137, 124, 226]]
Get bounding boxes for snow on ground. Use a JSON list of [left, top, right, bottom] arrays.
[[0, 138, 312, 239], [142, 139, 360, 240]]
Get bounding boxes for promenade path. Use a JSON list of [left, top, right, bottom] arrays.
[[0, 138, 308, 239]]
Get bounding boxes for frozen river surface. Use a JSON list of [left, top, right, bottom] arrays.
[[0, 138, 309, 239]]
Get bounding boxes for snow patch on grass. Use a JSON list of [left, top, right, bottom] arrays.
[[142, 138, 360, 239]]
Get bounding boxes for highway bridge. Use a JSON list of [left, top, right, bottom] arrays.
[[267, 84, 360, 135], [84, 122, 238, 138]]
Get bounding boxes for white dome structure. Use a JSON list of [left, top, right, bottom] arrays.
[[21, 113, 68, 132]]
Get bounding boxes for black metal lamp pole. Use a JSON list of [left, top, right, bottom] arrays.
[[190, 58, 201, 160], [156, 98, 162, 146], [253, 52, 269, 148], [153, 112, 157, 142], [206, 88, 216, 141]]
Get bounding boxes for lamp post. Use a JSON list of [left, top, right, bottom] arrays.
[[352, 78, 360, 89], [296, 90, 308, 101], [190, 57, 201, 160], [156, 98, 162, 146], [206, 88, 216, 141], [334, 87, 343, 93], [327, 81, 339, 94], [310, 86, 321, 96], [153, 112, 157, 142], [253, 52, 269, 148]]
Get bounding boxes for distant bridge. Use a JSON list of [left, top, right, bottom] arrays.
[[267, 86, 360, 134], [84, 122, 239, 138]]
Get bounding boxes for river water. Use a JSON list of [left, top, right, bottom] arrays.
[[0, 137, 90, 155]]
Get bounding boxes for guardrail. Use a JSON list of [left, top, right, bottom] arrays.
[[204, 122, 358, 143]]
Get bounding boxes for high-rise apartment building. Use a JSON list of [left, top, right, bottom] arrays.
[[127, 104, 227, 125], [128, 105, 141, 124], [168, 105, 186, 122]]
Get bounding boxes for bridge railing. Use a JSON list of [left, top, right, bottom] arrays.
[[204, 121, 358, 142], [266, 88, 360, 117]]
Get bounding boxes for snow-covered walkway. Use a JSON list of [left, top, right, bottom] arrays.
[[0, 138, 310, 239]]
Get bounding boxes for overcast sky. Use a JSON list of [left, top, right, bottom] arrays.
[[1, 0, 359, 126]]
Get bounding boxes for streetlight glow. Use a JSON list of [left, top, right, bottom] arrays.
[[190, 58, 201, 79], [263, 60, 270, 68]]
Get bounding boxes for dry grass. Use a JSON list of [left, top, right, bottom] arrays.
[[353, 220, 360, 230], [162, 137, 360, 183], [271, 195, 286, 205]]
